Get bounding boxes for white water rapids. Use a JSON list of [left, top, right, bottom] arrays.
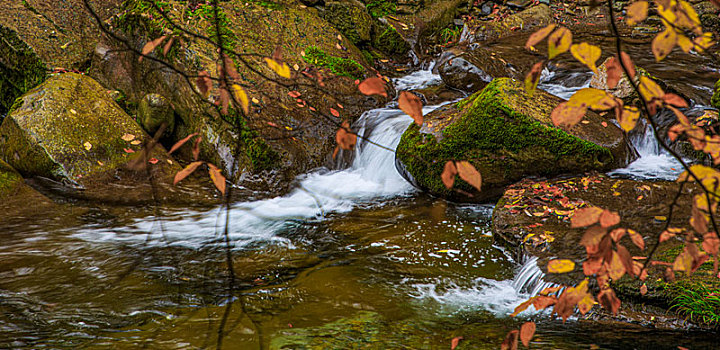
[[76, 65, 689, 318]]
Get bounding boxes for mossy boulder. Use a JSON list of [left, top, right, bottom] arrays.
[[0, 159, 24, 198], [395, 78, 638, 203], [137, 93, 175, 137], [0, 0, 123, 114], [371, 20, 410, 56], [90, 0, 385, 195], [492, 174, 720, 328], [323, 0, 374, 45], [0, 73, 189, 203]]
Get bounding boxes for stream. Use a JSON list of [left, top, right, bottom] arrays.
[[2, 59, 720, 349]]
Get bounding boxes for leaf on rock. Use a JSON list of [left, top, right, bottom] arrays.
[[442, 161, 458, 189], [174, 161, 204, 185], [456, 161, 482, 192], [139, 35, 166, 62], [358, 77, 388, 97], [207, 163, 226, 195]]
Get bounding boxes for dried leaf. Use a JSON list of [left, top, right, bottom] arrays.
[[639, 76, 665, 102], [192, 136, 202, 161], [703, 232, 720, 256], [162, 36, 175, 56], [551, 102, 587, 128], [451, 336, 463, 350], [122, 133, 136, 142], [598, 288, 621, 315], [265, 58, 291, 78], [571, 206, 604, 227], [548, 27, 572, 59], [231, 84, 250, 115], [525, 24, 557, 49], [606, 56, 621, 89], [620, 51, 636, 79], [570, 42, 601, 74], [652, 27, 677, 61], [335, 120, 357, 150], [520, 322, 536, 347], [139, 35, 166, 62], [169, 133, 199, 154], [456, 161, 482, 192], [626, 1, 649, 25], [399, 91, 424, 126], [197, 71, 212, 98], [358, 77, 388, 97], [548, 259, 576, 273], [619, 106, 640, 132], [219, 86, 230, 115], [599, 210, 620, 228], [501, 330, 519, 350], [442, 161, 458, 189], [173, 161, 204, 185], [207, 163, 226, 195], [663, 93, 688, 108], [628, 229, 645, 250], [525, 61, 545, 94]]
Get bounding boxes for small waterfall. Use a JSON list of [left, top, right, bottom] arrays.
[[608, 119, 683, 180], [511, 256, 557, 296]]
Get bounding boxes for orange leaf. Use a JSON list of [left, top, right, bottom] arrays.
[[451, 336, 463, 350], [606, 250, 627, 280], [162, 36, 175, 56], [455, 161, 482, 192], [548, 259, 576, 273], [330, 108, 340, 117], [551, 102, 587, 128], [703, 232, 720, 256], [619, 51, 636, 79], [441, 161, 458, 189], [192, 136, 202, 161], [520, 322, 536, 347], [169, 133, 199, 154], [219, 86, 230, 115], [640, 283, 648, 296], [606, 56, 621, 89], [663, 93, 688, 108], [139, 35, 166, 62], [335, 121, 357, 150], [173, 161, 204, 185], [525, 24, 557, 49], [571, 206, 604, 227], [598, 288, 621, 315], [207, 163, 226, 195], [628, 229, 645, 250], [626, 1, 649, 25], [599, 210, 620, 228], [398, 91, 424, 126], [358, 77, 388, 97]]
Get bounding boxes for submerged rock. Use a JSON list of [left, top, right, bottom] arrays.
[[395, 78, 637, 203]]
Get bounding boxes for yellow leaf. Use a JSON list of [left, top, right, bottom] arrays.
[[652, 27, 677, 61], [626, 1, 648, 25], [548, 259, 576, 273], [231, 84, 250, 115], [570, 42, 601, 74], [638, 76, 664, 102], [84, 141, 92, 151], [252, 97, 260, 104], [654, 216, 667, 221], [548, 27, 572, 59], [525, 24, 557, 49], [568, 88, 616, 111], [131, 140, 142, 145], [693, 32, 714, 53], [619, 106, 640, 132], [264, 58, 291, 78], [677, 34, 693, 53]]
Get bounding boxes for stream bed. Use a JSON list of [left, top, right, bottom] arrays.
[[2, 57, 720, 349]]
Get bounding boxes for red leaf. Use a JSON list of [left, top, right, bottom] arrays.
[[451, 336, 463, 350], [501, 330, 519, 350], [124, 148, 135, 153], [219, 86, 230, 115], [358, 77, 388, 97], [173, 161, 204, 185], [330, 108, 340, 117], [598, 288, 621, 315], [619, 51, 636, 79], [148, 158, 159, 164], [663, 93, 689, 108], [628, 229, 645, 250], [196, 71, 212, 98], [520, 322, 536, 347], [398, 91, 424, 126], [192, 136, 202, 161], [441, 161, 458, 189], [703, 232, 720, 256], [288, 91, 301, 98], [169, 133, 199, 154]]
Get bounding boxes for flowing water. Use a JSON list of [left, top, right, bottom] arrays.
[[2, 61, 720, 349]]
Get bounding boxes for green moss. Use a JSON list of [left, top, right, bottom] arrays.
[[0, 26, 47, 115], [396, 78, 614, 197], [366, 0, 397, 18], [225, 108, 280, 171], [302, 46, 365, 79], [372, 24, 409, 56]]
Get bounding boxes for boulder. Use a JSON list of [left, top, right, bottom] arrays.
[[712, 78, 720, 110], [0, 73, 189, 203], [437, 46, 517, 92], [89, 0, 386, 195], [0, 0, 123, 113], [371, 19, 410, 56], [395, 78, 638, 202], [0, 159, 25, 199], [323, 0, 374, 45], [460, 4, 553, 43], [492, 174, 720, 328], [137, 93, 175, 137]]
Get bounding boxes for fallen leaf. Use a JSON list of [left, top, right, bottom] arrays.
[[122, 133, 136, 141], [83, 142, 92, 151]]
